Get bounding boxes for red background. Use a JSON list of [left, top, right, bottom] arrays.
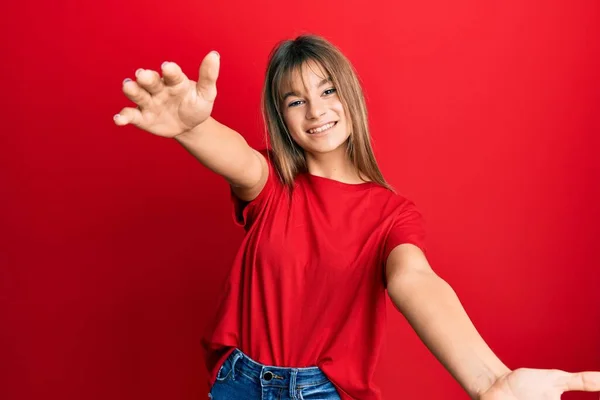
[[1, 0, 599, 399]]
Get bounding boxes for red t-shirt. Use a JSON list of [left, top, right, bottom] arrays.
[[202, 150, 426, 400]]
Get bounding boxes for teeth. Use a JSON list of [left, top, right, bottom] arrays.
[[308, 122, 335, 134]]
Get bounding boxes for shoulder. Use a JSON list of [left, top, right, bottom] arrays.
[[256, 148, 286, 187], [369, 185, 421, 216]]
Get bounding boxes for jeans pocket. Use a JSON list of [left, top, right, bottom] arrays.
[[215, 358, 232, 382], [299, 380, 340, 400]]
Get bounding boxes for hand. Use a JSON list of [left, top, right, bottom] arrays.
[[479, 368, 600, 400], [114, 51, 220, 138]]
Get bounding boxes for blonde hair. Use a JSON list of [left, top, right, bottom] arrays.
[[261, 35, 392, 190]]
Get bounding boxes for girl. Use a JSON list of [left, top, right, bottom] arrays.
[[114, 35, 600, 400]]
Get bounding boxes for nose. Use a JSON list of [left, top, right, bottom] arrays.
[[306, 98, 326, 120]]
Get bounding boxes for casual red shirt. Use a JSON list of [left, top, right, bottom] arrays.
[[202, 150, 426, 399]]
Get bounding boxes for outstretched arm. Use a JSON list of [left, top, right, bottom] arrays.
[[385, 243, 600, 399], [114, 52, 268, 202]]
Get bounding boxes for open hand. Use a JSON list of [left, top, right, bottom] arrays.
[[480, 368, 600, 399], [114, 51, 220, 138]]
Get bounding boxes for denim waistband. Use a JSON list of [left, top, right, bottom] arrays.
[[227, 348, 330, 388]]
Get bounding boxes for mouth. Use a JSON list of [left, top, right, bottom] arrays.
[[306, 121, 338, 135]]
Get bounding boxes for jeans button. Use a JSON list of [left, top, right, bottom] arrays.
[[263, 371, 273, 381]]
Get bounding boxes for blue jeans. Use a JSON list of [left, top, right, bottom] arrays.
[[209, 348, 341, 400]]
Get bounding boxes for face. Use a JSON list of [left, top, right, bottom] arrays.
[[280, 60, 351, 156]]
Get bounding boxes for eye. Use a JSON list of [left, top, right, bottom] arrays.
[[288, 100, 304, 108], [323, 88, 337, 96]]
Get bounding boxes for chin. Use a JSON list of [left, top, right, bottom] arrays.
[[303, 136, 350, 155]]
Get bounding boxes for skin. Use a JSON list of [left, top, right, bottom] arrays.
[[280, 61, 363, 184], [115, 50, 600, 400]]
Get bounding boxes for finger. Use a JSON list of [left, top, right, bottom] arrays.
[[113, 107, 144, 128], [196, 51, 220, 102], [161, 61, 189, 88], [135, 68, 164, 95], [561, 371, 600, 392], [122, 78, 152, 108]]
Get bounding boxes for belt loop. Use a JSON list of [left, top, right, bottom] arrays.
[[230, 352, 243, 381], [289, 369, 298, 399]]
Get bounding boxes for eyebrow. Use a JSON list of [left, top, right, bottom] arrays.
[[282, 77, 332, 101]]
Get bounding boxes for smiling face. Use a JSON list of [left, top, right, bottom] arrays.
[[262, 35, 389, 188], [280, 60, 351, 156]]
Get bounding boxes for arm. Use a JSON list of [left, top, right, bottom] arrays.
[[174, 117, 269, 201], [115, 52, 268, 202], [385, 243, 510, 399], [385, 243, 600, 399]]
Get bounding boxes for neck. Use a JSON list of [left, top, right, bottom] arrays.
[[305, 146, 367, 184]]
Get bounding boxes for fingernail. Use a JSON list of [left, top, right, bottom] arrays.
[[161, 61, 169, 69], [123, 78, 132, 84], [135, 68, 144, 76], [211, 51, 220, 58], [113, 114, 120, 121]]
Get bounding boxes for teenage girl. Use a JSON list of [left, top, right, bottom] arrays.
[[114, 35, 600, 400]]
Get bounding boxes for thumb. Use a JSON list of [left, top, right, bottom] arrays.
[[197, 51, 220, 102], [561, 370, 600, 392]]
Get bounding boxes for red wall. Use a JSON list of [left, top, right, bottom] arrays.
[[1, 0, 599, 399]]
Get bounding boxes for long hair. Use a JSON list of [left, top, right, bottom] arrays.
[[261, 35, 392, 190]]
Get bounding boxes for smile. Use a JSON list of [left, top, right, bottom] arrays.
[[307, 122, 337, 134]]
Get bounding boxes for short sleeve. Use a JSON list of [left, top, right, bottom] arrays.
[[230, 149, 278, 229], [382, 201, 427, 262]]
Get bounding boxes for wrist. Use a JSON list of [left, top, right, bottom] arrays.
[[473, 368, 512, 400], [174, 117, 213, 142]]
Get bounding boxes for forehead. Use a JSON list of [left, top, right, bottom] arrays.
[[281, 60, 330, 93]]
